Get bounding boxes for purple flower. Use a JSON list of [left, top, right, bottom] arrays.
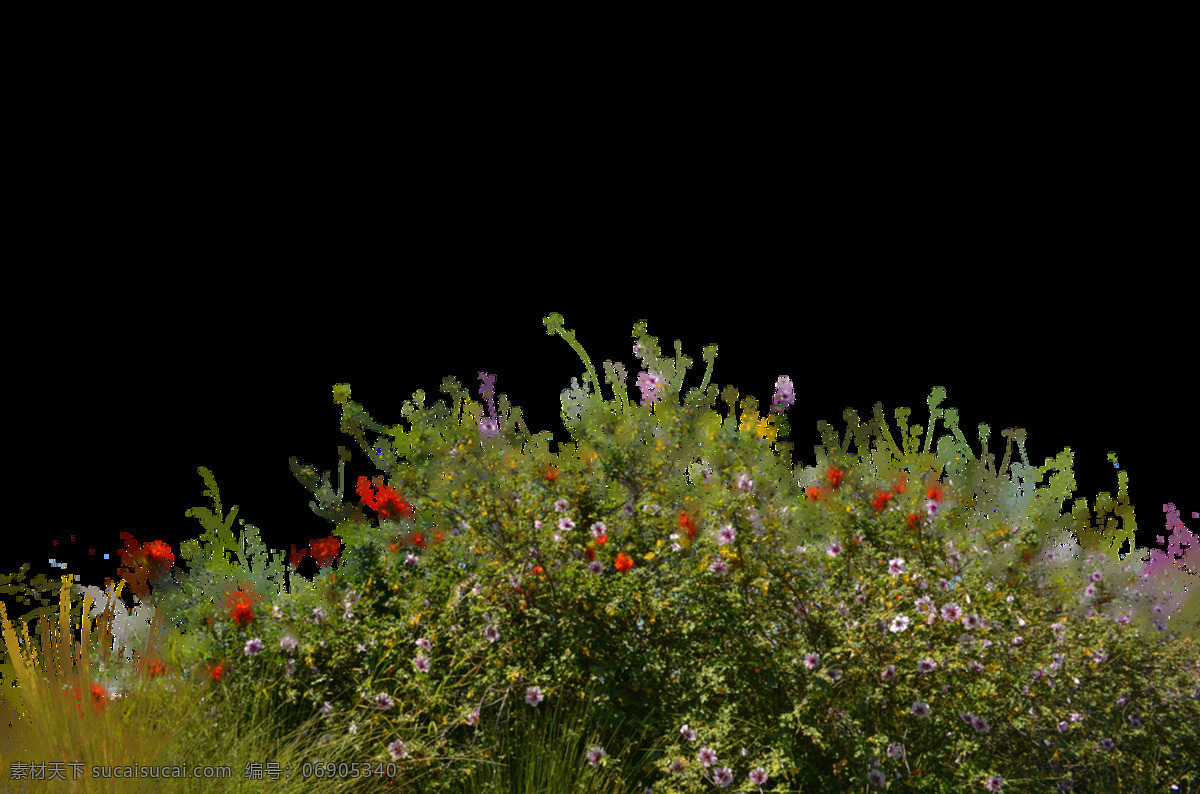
[[771, 375, 795, 413], [525, 686, 544, 706], [477, 371, 501, 436], [750, 767, 769, 785], [698, 747, 717, 767], [388, 739, 408, 759]]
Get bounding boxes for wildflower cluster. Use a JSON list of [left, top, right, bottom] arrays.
[[8, 313, 1197, 794]]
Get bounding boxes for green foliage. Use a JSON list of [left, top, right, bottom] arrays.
[[176, 467, 291, 598]]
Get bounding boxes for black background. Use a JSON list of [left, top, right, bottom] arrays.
[[4, 288, 1195, 628]]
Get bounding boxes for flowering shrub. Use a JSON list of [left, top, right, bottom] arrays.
[[227, 313, 1192, 791], [8, 313, 1196, 792]]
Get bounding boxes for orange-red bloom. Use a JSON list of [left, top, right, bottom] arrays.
[[205, 658, 229, 682], [114, 532, 176, 602], [65, 680, 108, 718], [678, 509, 700, 540], [288, 543, 309, 569], [615, 552, 634, 573], [356, 476, 414, 521], [223, 581, 262, 628], [309, 536, 342, 569]]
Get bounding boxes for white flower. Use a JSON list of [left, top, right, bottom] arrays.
[[76, 585, 157, 663]]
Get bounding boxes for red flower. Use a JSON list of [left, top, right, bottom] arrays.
[[66, 681, 107, 717], [356, 476, 414, 521], [309, 536, 342, 570], [223, 582, 262, 628], [871, 491, 893, 512], [826, 466, 845, 489], [806, 485, 824, 502], [229, 599, 255, 628], [114, 532, 175, 602], [614, 552, 634, 573], [585, 546, 596, 562], [143, 540, 175, 569], [205, 658, 228, 682], [531, 566, 544, 576], [678, 510, 700, 540], [288, 544, 309, 570], [145, 659, 167, 678], [595, 533, 608, 547], [543, 466, 559, 481], [927, 483, 945, 502]]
